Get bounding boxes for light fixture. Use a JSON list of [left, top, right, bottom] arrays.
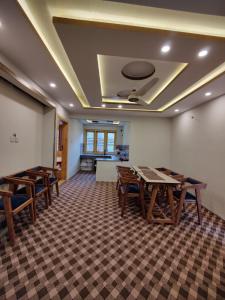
[[161, 44, 171, 53], [118, 105, 123, 109], [86, 120, 92, 123], [49, 82, 56, 88], [0, 21, 2, 28], [205, 91, 212, 96], [69, 103, 74, 107], [174, 109, 179, 112], [198, 49, 208, 58], [101, 104, 106, 108]]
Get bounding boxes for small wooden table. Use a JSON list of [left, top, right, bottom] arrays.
[[133, 166, 180, 224]]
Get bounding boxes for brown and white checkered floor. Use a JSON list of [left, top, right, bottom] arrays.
[[0, 172, 225, 299]]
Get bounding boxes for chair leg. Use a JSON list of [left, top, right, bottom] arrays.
[[56, 182, 59, 197], [29, 202, 35, 224], [5, 211, 16, 246], [196, 189, 202, 225], [121, 194, 127, 217], [48, 188, 52, 206], [44, 191, 49, 209], [176, 191, 186, 225], [33, 198, 37, 220]]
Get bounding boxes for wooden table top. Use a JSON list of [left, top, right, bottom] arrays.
[[133, 166, 180, 184]]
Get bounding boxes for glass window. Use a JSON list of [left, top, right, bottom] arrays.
[[86, 131, 94, 152], [107, 132, 115, 153], [84, 129, 116, 154], [97, 132, 105, 153]]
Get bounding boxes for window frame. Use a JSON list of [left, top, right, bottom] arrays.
[[84, 129, 117, 154]]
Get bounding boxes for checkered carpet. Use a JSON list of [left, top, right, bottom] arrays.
[[0, 172, 225, 299]]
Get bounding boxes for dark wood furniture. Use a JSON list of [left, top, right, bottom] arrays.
[[117, 166, 146, 217], [133, 166, 180, 224], [173, 177, 207, 224], [8, 171, 49, 219], [0, 177, 35, 245], [28, 166, 60, 204]]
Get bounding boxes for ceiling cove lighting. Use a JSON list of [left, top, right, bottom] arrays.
[[118, 105, 123, 109], [198, 49, 208, 58], [159, 62, 225, 111], [101, 104, 106, 108], [205, 92, 212, 96], [161, 45, 171, 53], [69, 103, 74, 107], [49, 82, 56, 88]]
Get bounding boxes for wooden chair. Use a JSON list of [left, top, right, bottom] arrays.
[[118, 174, 142, 217], [28, 166, 60, 204], [8, 171, 49, 219], [116, 166, 133, 190], [173, 177, 207, 224], [0, 177, 35, 245]]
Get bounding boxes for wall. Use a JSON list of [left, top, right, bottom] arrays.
[[42, 107, 56, 167], [129, 117, 171, 168], [0, 79, 43, 176], [68, 119, 83, 178], [171, 95, 225, 219]]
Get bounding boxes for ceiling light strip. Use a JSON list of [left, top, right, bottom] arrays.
[[146, 63, 188, 105], [17, 0, 90, 108], [159, 62, 225, 111]]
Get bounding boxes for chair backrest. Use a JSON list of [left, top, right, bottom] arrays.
[[185, 177, 207, 189]]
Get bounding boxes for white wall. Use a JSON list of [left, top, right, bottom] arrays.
[[68, 119, 83, 178], [129, 117, 171, 168], [171, 95, 225, 219], [42, 107, 56, 167], [0, 79, 43, 176]]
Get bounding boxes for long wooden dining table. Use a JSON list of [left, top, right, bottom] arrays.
[[133, 166, 180, 224]]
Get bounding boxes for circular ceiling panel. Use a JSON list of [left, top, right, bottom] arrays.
[[121, 61, 155, 80]]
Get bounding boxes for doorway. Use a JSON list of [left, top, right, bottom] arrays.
[[56, 118, 68, 181]]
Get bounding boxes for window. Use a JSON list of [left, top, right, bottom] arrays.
[[84, 129, 116, 154], [86, 131, 95, 152], [107, 132, 116, 153]]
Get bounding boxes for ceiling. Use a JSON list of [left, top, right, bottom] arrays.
[[0, 0, 224, 117], [106, 0, 225, 16]]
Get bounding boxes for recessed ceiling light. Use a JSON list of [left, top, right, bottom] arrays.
[[118, 105, 123, 109], [101, 104, 106, 108], [0, 21, 2, 28], [174, 109, 179, 112], [49, 82, 56, 88], [198, 49, 208, 58], [161, 44, 171, 53], [69, 103, 74, 107], [205, 92, 212, 96]]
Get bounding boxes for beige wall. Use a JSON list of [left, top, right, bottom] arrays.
[[0, 79, 44, 176], [171, 95, 225, 219], [129, 117, 171, 168], [68, 119, 83, 178]]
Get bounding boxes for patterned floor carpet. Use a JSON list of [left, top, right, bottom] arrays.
[[0, 172, 225, 299]]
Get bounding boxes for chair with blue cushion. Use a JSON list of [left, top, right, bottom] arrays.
[[173, 177, 207, 225], [8, 171, 49, 219], [0, 177, 35, 245], [28, 166, 59, 204], [117, 170, 149, 218]]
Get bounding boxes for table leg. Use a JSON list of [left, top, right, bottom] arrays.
[[139, 178, 146, 218], [147, 184, 159, 223], [167, 185, 175, 224]]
